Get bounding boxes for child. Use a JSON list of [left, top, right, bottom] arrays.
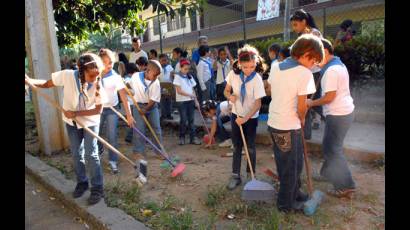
[[201, 100, 233, 148], [213, 47, 232, 101], [98, 48, 134, 174], [136, 56, 149, 72], [173, 59, 202, 145], [290, 9, 322, 38], [307, 39, 356, 198], [124, 63, 139, 143], [159, 54, 175, 120], [266, 34, 324, 213], [268, 43, 281, 65], [171, 47, 188, 72], [149, 49, 158, 60], [129, 60, 163, 159], [25, 53, 108, 205], [224, 45, 266, 190], [278, 47, 290, 61], [197, 45, 213, 103]]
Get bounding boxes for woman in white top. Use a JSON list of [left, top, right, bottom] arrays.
[[25, 53, 107, 205]]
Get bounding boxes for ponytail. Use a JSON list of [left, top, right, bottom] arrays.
[[290, 9, 318, 29], [77, 53, 103, 101], [232, 44, 267, 74]]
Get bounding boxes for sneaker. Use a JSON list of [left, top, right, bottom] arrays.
[[179, 137, 185, 145], [109, 161, 119, 174], [312, 122, 320, 130], [296, 190, 309, 202], [227, 175, 242, 190], [72, 181, 89, 198], [88, 186, 104, 205], [190, 137, 201, 145], [218, 139, 232, 148]]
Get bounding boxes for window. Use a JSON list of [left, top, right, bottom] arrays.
[[167, 12, 186, 32]]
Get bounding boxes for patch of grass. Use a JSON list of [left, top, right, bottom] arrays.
[[361, 192, 379, 205], [205, 185, 227, 208], [156, 208, 194, 230], [44, 159, 71, 178], [196, 212, 218, 230], [260, 209, 282, 230], [311, 208, 331, 229]]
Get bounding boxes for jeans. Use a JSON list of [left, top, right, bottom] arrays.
[[98, 104, 120, 162], [231, 114, 258, 175], [269, 126, 304, 211], [178, 100, 196, 140], [200, 80, 211, 103], [66, 123, 103, 188], [132, 103, 162, 154], [209, 75, 217, 100], [160, 96, 172, 118], [320, 113, 356, 190], [216, 82, 226, 101], [216, 104, 230, 141], [124, 106, 134, 142]]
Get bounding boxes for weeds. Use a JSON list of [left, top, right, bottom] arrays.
[[205, 185, 227, 208]]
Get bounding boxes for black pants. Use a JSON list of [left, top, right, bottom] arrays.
[[178, 100, 196, 140], [269, 127, 304, 211], [216, 82, 226, 102], [231, 114, 258, 176]]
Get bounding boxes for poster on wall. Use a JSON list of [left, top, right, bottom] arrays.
[[256, 0, 280, 21]]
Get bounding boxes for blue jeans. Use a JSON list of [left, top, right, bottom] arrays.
[[66, 123, 103, 188], [178, 100, 196, 140], [231, 114, 258, 175], [97, 104, 120, 162], [216, 104, 230, 142], [209, 74, 217, 100], [132, 103, 162, 154], [160, 96, 172, 118], [269, 127, 304, 211], [320, 113, 356, 190]]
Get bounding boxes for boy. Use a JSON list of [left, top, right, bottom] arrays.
[[159, 54, 175, 120], [124, 63, 139, 143], [213, 47, 232, 101], [268, 43, 281, 65], [278, 47, 290, 61], [197, 45, 213, 103], [136, 56, 148, 72], [129, 37, 148, 64], [201, 100, 233, 148], [266, 34, 324, 213], [129, 60, 163, 160]]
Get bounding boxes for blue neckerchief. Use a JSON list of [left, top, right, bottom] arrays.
[[219, 59, 229, 80], [74, 70, 93, 110], [239, 71, 257, 105], [162, 64, 170, 76], [319, 56, 345, 76], [279, 57, 301, 71], [200, 57, 214, 78], [139, 72, 154, 93], [101, 69, 116, 88]]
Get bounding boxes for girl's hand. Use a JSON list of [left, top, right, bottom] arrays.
[[307, 99, 313, 108], [126, 114, 136, 128], [64, 110, 76, 119], [25, 74, 31, 85], [235, 116, 247, 126], [229, 95, 237, 103]]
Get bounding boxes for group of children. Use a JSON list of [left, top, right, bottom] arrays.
[[25, 9, 357, 214]]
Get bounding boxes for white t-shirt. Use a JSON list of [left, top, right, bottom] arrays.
[[173, 73, 197, 102], [196, 57, 212, 90], [321, 64, 355, 116], [130, 72, 161, 103], [216, 59, 231, 85], [267, 62, 316, 130], [159, 64, 174, 83], [226, 71, 266, 118], [124, 75, 134, 106], [51, 70, 108, 129], [218, 101, 232, 117], [174, 62, 181, 73], [101, 70, 125, 107], [129, 50, 148, 64]]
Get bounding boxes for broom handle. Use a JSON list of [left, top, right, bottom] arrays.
[[26, 81, 136, 166], [300, 125, 314, 196], [239, 124, 255, 180], [194, 97, 211, 136], [121, 80, 169, 158]]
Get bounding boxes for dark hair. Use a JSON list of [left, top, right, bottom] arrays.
[[218, 47, 226, 55], [77, 53, 102, 101], [290, 34, 324, 63], [126, 63, 139, 75], [198, 45, 210, 57], [159, 54, 168, 59], [136, 56, 148, 66], [118, 52, 128, 64], [269, 44, 281, 53], [232, 44, 266, 74], [149, 49, 158, 58], [321, 38, 334, 55], [340, 19, 353, 31], [290, 9, 317, 29], [173, 47, 188, 58], [201, 100, 217, 112], [132, 37, 140, 43], [279, 47, 290, 58]]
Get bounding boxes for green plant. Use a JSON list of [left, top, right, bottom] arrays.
[[205, 185, 227, 208], [158, 208, 194, 230]]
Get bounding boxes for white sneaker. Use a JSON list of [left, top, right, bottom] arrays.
[[109, 161, 119, 174], [219, 139, 232, 148]]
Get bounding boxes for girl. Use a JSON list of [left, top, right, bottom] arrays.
[[201, 100, 233, 148], [124, 63, 139, 143], [173, 59, 202, 145], [213, 47, 232, 102], [224, 45, 266, 190], [97, 48, 134, 174], [25, 53, 107, 205]]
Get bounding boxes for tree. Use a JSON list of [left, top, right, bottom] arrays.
[[52, 0, 204, 48]]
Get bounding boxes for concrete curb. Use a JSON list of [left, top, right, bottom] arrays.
[[25, 154, 150, 230]]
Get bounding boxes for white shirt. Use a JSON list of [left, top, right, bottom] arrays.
[[173, 73, 197, 102], [196, 57, 212, 90], [174, 62, 181, 73], [216, 59, 231, 85], [226, 71, 266, 118], [267, 62, 316, 130], [321, 64, 355, 116], [218, 101, 232, 117], [130, 72, 161, 103], [124, 75, 134, 106], [101, 70, 125, 108], [51, 70, 108, 129], [159, 64, 174, 83], [129, 50, 148, 64]]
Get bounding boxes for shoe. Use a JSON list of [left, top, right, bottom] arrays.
[[179, 137, 185, 145], [227, 174, 242, 190], [312, 122, 320, 130], [109, 161, 119, 174], [296, 190, 309, 202], [73, 181, 89, 198], [218, 139, 232, 148], [190, 137, 201, 145], [88, 186, 104, 205]]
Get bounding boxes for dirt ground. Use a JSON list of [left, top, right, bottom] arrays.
[[25, 106, 385, 229]]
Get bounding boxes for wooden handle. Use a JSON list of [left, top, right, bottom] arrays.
[[300, 126, 313, 195], [26, 81, 135, 166], [239, 124, 255, 180], [194, 97, 211, 136]]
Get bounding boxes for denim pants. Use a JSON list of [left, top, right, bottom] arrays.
[[216, 104, 231, 142], [132, 103, 162, 154], [124, 106, 134, 142], [269, 126, 304, 211], [66, 123, 103, 188], [216, 82, 226, 101], [98, 104, 120, 162], [200, 80, 211, 103], [178, 100, 196, 140], [160, 96, 172, 118], [320, 113, 356, 190], [231, 114, 258, 176], [209, 75, 216, 100]]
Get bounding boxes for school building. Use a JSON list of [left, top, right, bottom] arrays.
[[139, 0, 384, 54]]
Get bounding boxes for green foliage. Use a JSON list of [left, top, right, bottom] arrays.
[[205, 185, 227, 208]]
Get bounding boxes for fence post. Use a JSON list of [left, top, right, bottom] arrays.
[[158, 11, 163, 54], [284, 0, 292, 41], [242, 0, 247, 43], [323, 7, 327, 37]]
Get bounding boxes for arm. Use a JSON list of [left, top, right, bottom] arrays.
[[140, 99, 156, 114], [224, 83, 237, 103], [206, 119, 217, 147], [175, 85, 194, 98], [264, 80, 271, 96], [118, 88, 135, 127], [25, 75, 55, 88], [297, 95, 309, 127], [235, 99, 262, 126], [308, 91, 336, 107], [69, 104, 103, 118]]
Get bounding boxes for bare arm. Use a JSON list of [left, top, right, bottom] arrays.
[[206, 119, 217, 146], [297, 95, 308, 127], [26, 77, 55, 88], [244, 98, 261, 121], [309, 91, 336, 107], [264, 80, 271, 96], [73, 104, 103, 117], [142, 99, 156, 112]]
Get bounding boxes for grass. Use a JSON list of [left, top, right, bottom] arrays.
[[205, 185, 227, 208], [44, 159, 73, 179]]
